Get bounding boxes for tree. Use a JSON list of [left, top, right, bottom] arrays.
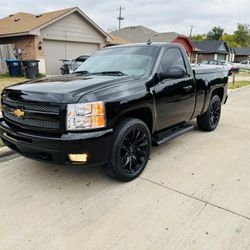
[[190, 23, 250, 47], [221, 33, 238, 48], [234, 23, 250, 47], [207, 26, 224, 40], [191, 34, 207, 42]]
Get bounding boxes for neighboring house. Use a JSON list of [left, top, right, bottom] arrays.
[[172, 36, 200, 63], [107, 35, 130, 46], [0, 7, 110, 75], [232, 48, 250, 62], [110, 26, 179, 43], [192, 40, 230, 63]]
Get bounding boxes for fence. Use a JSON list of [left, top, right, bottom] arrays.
[[0, 44, 14, 74]]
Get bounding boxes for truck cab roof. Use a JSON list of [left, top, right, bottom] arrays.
[[105, 42, 183, 50]]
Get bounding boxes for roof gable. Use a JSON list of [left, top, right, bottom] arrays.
[[217, 43, 228, 52], [0, 7, 109, 39], [172, 36, 200, 52], [110, 26, 179, 43], [0, 8, 74, 36]]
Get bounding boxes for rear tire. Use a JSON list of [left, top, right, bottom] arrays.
[[105, 118, 151, 182], [197, 95, 221, 131]]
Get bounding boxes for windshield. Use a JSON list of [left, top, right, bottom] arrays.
[[75, 46, 159, 77]]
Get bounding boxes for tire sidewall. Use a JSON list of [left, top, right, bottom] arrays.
[[208, 95, 221, 130], [111, 119, 151, 181]]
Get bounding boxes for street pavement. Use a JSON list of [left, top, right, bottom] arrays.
[[0, 87, 250, 250]]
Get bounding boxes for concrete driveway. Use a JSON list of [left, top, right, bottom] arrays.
[[0, 87, 250, 250]]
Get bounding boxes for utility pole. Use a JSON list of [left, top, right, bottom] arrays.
[[117, 6, 125, 30], [189, 25, 194, 38]]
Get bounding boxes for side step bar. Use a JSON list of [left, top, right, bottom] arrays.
[[152, 124, 194, 146]]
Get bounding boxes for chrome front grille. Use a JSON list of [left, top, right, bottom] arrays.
[[2, 99, 62, 132]]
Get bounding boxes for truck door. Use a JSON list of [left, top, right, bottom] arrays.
[[154, 47, 196, 131]]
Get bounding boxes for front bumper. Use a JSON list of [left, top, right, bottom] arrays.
[[0, 118, 113, 166]]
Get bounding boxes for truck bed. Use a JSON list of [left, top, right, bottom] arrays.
[[191, 64, 229, 75]]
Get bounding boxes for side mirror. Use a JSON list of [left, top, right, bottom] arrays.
[[159, 66, 186, 80]]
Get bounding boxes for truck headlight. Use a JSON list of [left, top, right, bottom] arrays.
[[67, 101, 106, 131]]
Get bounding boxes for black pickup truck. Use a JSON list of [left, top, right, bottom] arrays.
[[0, 43, 228, 181]]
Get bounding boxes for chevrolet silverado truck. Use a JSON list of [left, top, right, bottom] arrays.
[[0, 43, 228, 181]]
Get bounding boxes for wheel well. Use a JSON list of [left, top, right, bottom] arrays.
[[114, 108, 153, 133], [211, 88, 224, 101]]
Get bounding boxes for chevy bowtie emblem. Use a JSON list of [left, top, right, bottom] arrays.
[[14, 109, 25, 118]]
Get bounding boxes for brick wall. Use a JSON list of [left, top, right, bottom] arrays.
[[197, 53, 215, 63], [34, 36, 44, 59], [0, 35, 42, 60], [234, 55, 250, 63]]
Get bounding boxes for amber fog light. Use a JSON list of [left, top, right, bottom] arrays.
[[68, 153, 88, 163]]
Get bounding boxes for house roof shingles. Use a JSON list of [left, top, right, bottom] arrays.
[[109, 35, 130, 45], [233, 47, 250, 56], [0, 8, 74, 36], [110, 26, 179, 43], [192, 40, 230, 54]]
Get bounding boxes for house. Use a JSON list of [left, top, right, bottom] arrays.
[[172, 36, 200, 63], [0, 7, 110, 75], [107, 35, 130, 46], [110, 26, 179, 43], [232, 48, 250, 62], [192, 40, 230, 63]]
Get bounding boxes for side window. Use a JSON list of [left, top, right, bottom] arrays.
[[161, 48, 187, 75]]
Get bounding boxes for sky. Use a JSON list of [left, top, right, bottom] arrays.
[[0, 0, 249, 35]]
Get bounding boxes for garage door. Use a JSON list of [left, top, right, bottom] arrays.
[[43, 40, 99, 75]]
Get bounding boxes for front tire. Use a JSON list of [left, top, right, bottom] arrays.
[[105, 118, 151, 182], [197, 95, 221, 131]]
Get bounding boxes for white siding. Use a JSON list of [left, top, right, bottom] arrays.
[[40, 11, 107, 75], [40, 12, 105, 44]]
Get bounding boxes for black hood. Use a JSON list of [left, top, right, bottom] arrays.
[[4, 74, 134, 103]]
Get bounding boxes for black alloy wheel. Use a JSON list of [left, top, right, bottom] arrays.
[[105, 118, 151, 181], [209, 100, 221, 128], [197, 95, 221, 131], [120, 128, 148, 175]]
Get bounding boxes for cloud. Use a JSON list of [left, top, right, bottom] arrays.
[[0, 0, 249, 35]]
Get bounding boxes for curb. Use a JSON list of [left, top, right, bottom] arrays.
[[228, 85, 250, 93], [0, 146, 16, 159]]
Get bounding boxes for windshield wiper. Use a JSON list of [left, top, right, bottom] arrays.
[[91, 71, 127, 76], [74, 70, 91, 76]]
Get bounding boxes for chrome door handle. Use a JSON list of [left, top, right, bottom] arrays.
[[183, 86, 193, 92]]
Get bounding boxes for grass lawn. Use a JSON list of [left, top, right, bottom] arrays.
[[0, 74, 27, 93], [228, 81, 250, 89], [239, 70, 250, 76], [0, 74, 27, 147]]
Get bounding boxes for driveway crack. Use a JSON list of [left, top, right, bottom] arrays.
[[140, 176, 250, 221]]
